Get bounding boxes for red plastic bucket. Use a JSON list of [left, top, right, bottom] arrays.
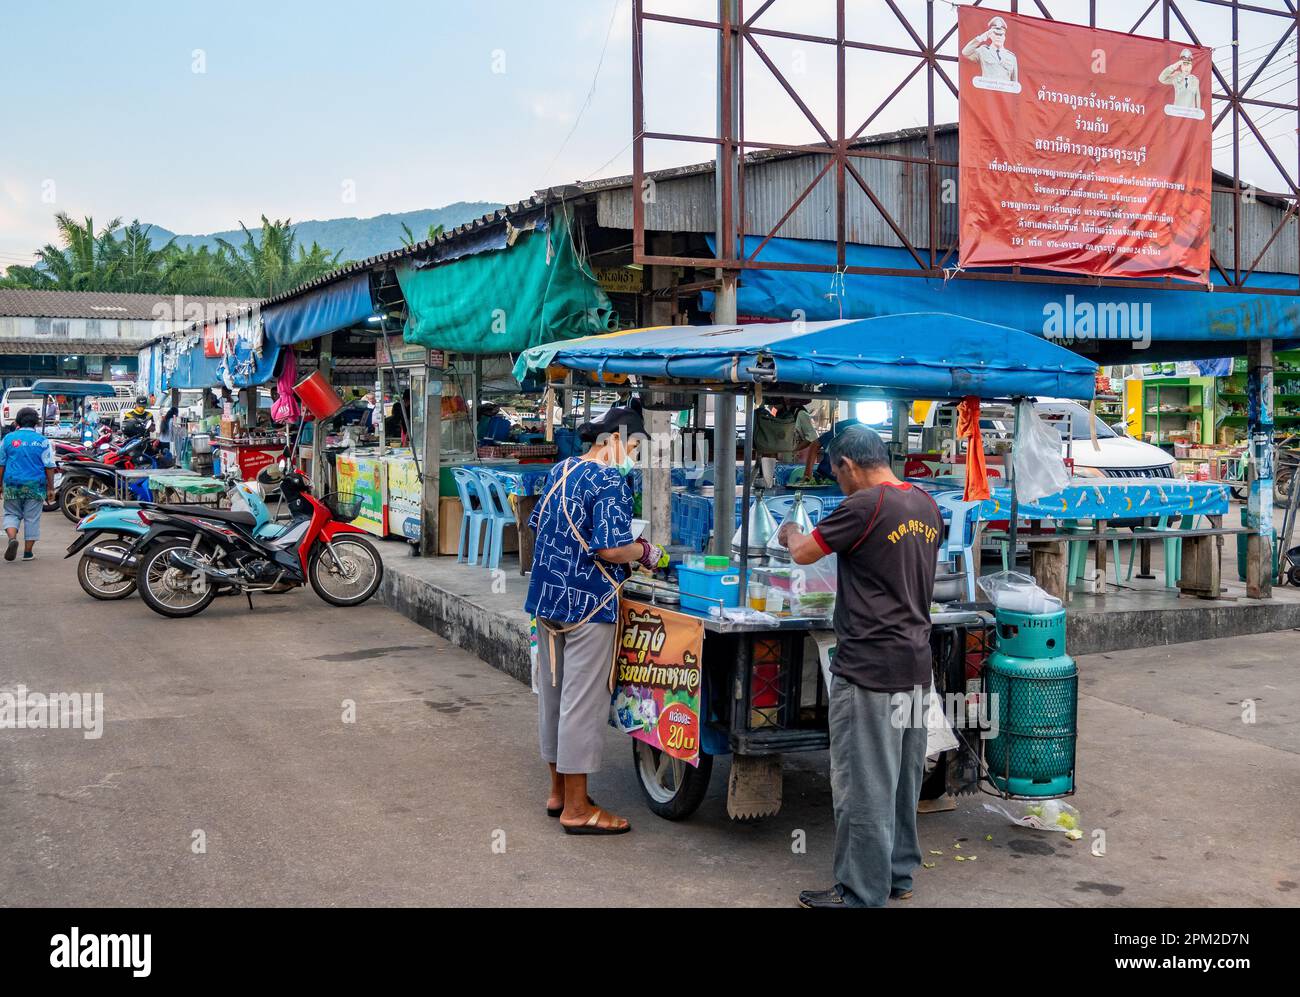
[[292, 371, 344, 420]]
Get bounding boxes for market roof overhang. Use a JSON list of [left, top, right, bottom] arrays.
[[515, 313, 1098, 401], [702, 238, 1300, 364]]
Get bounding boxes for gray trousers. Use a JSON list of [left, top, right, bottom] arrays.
[[828, 677, 926, 907], [537, 620, 617, 774]]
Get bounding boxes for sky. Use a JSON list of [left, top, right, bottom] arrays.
[[1, 0, 1296, 266]]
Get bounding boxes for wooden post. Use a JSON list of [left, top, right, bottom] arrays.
[[1246, 339, 1274, 597], [1179, 516, 1223, 599], [1031, 541, 1069, 603], [420, 364, 442, 557]]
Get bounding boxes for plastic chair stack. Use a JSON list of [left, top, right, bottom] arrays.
[[472, 468, 518, 571], [450, 467, 488, 565]]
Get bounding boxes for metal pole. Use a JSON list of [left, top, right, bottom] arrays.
[[739, 387, 755, 592], [1246, 338, 1274, 597], [710, 0, 740, 558], [1008, 398, 1021, 565]]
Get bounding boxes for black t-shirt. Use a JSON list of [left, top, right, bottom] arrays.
[[812, 482, 943, 692]]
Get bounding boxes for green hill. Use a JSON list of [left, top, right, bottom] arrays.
[[147, 202, 503, 262]]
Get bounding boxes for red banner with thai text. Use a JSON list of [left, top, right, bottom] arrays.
[[958, 8, 1211, 282]]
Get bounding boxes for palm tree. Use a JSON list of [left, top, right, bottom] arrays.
[[1, 213, 122, 290], [216, 215, 344, 297], [399, 221, 445, 248], [109, 220, 175, 292]]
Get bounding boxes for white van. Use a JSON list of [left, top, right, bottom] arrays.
[[922, 399, 1178, 479]]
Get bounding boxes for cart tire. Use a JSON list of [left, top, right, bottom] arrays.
[[632, 740, 713, 821]]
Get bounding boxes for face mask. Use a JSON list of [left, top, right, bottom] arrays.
[[616, 454, 635, 476]]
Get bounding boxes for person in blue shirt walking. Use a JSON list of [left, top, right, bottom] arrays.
[[0, 408, 56, 562], [526, 405, 666, 836]]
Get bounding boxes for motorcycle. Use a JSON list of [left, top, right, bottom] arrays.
[[67, 476, 282, 601], [124, 463, 383, 618], [57, 436, 171, 522]]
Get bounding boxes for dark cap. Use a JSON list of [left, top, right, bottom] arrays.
[[578, 405, 647, 444]]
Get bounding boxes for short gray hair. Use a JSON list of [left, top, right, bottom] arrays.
[[827, 424, 889, 470]]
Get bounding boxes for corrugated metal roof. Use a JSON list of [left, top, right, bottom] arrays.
[[0, 339, 140, 356], [0, 290, 259, 321]]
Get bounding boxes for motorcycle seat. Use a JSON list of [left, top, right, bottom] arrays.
[[158, 505, 256, 528]]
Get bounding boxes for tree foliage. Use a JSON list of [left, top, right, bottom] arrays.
[[1, 213, 347, 298]]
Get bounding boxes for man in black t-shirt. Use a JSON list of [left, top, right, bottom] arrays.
[[778, 424, 943, 908]]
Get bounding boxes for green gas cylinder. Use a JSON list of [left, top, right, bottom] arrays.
[[984, 608, 1077, 798]]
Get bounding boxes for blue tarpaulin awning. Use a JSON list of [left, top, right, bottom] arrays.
[[514, 313, 1097, 400], [263, 272, 374, 347], [702, 237, 1300, 361]]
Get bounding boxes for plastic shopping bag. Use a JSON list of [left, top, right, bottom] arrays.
[[1012, 399, 1072, 504]]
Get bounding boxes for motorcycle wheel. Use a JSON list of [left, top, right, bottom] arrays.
[[60, 476, 109, 522], [137, 539, 218, 618], [76, 540, 136, 600], [308, 536, 383, 606]]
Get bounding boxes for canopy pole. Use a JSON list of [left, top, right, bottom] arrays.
[[1008, 397, 1022, 573], [739, 387, 755, 592]]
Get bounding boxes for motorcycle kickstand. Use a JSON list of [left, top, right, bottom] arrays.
[[245, 591, 254, 611]]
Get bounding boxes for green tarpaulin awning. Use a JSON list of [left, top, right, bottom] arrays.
[[398, 211, 615, 354]]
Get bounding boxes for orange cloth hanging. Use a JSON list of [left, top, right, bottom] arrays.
[[956, 395, 991, 502]]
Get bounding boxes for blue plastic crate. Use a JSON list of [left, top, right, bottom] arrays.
[[676, 565, 742, 615]]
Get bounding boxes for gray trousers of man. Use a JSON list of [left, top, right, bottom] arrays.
[[537, 620, 617, 774], [828, 677, 926, 907]]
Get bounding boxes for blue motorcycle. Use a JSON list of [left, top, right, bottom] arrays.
[[67, 478, 285, 600]]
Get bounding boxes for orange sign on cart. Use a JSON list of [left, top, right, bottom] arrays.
[[611, 600, 704, 767]]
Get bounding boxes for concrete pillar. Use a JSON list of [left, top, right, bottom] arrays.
[[1246, 338, 1274, 598], [312, 334, 333, 486]]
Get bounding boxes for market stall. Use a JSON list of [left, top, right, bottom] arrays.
[[514, 311, 1103, 819]]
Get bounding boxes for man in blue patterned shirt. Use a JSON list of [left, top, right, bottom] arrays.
[[0, 408, 56, 562], [526, 406, 666, 836]]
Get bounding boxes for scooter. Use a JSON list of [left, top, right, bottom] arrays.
[[123, 463, 383, 619], [67, 476, 284, 600], [57, 436, 171, 522]]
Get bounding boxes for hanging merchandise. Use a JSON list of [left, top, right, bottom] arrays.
[[956, 395, 990, 502], [1012, 399, 1072, 504], [271, 349, 300, 424]]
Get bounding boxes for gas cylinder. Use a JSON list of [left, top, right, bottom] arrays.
[[984, 607, 1077, 798]]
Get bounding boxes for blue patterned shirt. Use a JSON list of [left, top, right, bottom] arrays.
[[525, 457, 635, 624]]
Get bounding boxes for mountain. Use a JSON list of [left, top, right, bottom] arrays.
[[146, 202, 504, 263]]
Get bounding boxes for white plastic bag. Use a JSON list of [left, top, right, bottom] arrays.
[[983, 800, 1082, 838], [977, 570, 1062, 613], [1012, 399, 1072, 503]]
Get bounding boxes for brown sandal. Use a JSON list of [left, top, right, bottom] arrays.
[[561, 807, 631, 836]]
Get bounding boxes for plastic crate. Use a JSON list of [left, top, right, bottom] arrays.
[[676, 564, 741, 615]]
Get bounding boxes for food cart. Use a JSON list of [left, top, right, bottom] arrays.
[[515, 312, 1099, 820]]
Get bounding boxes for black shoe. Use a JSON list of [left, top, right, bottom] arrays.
[[891, 887, 913, 900], [4, 539, 17, 561], [797, 886, 848, 908]]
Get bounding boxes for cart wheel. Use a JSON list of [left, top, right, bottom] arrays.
[[1288, 566, 1300, 588], [632, 740, 712, 821]]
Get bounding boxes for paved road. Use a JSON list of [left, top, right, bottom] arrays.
[[1, 515, 1297, 906]]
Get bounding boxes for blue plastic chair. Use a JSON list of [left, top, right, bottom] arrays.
[[932, 491, 981, 602], [450, 467, 488, 565], [473, 468, 517, 571]]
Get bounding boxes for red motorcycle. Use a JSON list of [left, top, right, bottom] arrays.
[[124, 464, 383, 618]]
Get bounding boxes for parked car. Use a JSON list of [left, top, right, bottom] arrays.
[[922, 399, 1178, 479]]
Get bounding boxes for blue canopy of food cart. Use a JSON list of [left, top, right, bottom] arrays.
[[27, 379, 119, 398], [514, 313, 1097, 400]]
